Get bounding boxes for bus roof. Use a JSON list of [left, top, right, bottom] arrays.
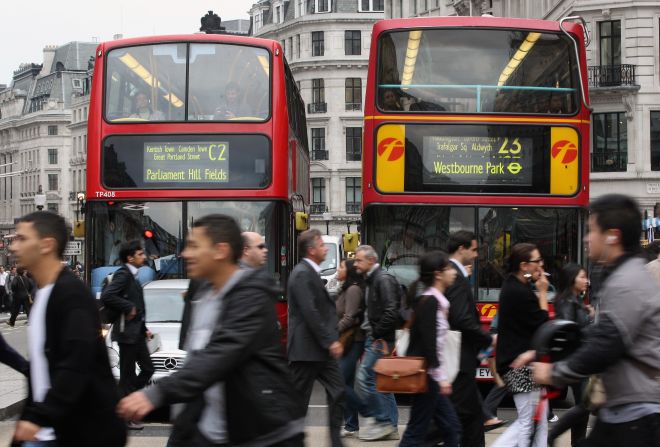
[[98, 33, 278, 52], [372, 15, 584, 36]]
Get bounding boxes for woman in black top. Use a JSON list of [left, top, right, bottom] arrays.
[[492, 243, 549, 447], [548, 263, 592, 447]]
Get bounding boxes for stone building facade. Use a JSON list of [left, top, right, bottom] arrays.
[[0, 42, 95, 255], [249, 0, 384, 235]]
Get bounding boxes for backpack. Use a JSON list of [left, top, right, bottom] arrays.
[[98, 272, 121, 325]]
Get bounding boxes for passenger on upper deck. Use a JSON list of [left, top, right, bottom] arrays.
[[214, 82, 251, 120], [130, 92, 165, 121], [380, 89, 403, 111]]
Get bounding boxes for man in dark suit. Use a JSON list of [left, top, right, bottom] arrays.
[[287, 229, 345, 447], [9, 211, 126, 446], [118, 214, 305, 447], [445, 231, 493, 447], [101, 239, 155, 429]]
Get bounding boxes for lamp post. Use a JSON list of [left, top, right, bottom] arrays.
[[34, 185, 46, 211], [322, 209, 332, 235]]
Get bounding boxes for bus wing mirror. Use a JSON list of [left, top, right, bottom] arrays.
[[295, 212, 309, 231], [342, 232, 359, 254]]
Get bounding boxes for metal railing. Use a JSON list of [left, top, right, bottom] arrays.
[[307, 102, 327, 113], [591, 152, 627, 172], [345, 102, 362, 111], [345, 203, 361, 214], [588, 64, 637, 87], [346, 151, 361, 162], [310, 204, 326, 214]]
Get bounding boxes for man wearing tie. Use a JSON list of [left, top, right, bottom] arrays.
[[101, 239, 155, 430], [445, 231, 494, 447], [287, 229, 345, 447]]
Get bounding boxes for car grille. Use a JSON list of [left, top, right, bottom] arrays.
[[152, 355, 185, 373]]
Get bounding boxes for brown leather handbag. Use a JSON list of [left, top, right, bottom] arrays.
[[373, 355, 428, 394]]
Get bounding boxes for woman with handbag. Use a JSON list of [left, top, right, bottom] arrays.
[[335, 258, 366, 437], [8, 268, 34, 327], [492, 243, 549, 447], [547, 263, 592, 447], [399, 250, 462, 447]]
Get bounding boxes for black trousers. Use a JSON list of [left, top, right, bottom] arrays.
[[118, 339, 155, 396], [0, 288, 10, 312], [579, 413, 660, 447], [290, 360, 345, 447], [0, 331, 28, 376], [450, 371, 486, 447], [549, 380, 589, 446], [9, 295, 30, 325]]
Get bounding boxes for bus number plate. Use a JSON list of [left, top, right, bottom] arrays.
[[476, 367, 493, 379]]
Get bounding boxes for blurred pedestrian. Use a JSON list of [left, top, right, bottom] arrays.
[[492, 243, 549, 447], [117, 214, 305, 447], [335, 258, 366, 437], [0, 266, 9, 312], [9, 211, 126, 446], [353, 245, 401, 441], [5, 266, 17, 309], [532, 194, 660, 446], [101, 240, 154, 430], [0, 330, 28, 376], [288, 229, 345, 447], [399, 250, 462, 447], [481, 312, 508, 431], [8, 268, 34, 327], [646, 240, 660, 285], [445, 231, 493, 447], [547, 263, 592, 446]]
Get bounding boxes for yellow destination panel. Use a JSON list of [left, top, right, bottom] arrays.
[[550, 127, 579, 195], [376, 125, 406, 192]]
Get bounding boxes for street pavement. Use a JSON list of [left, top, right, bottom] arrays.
[[0, 319, 578, 445]]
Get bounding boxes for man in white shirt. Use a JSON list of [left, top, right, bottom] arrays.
[[0, 266, 9, 312], [9, 211, 126, 446]]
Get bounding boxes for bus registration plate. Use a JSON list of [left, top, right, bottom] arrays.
[[476, 367, 493, 379]]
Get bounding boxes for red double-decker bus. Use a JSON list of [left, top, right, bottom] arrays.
[[85, 34, 309, 336], [363, 16, 591, 379]]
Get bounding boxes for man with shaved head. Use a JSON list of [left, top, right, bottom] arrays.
[[241, 232, 268, 269]]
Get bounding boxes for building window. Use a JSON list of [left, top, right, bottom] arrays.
[[48, 148, 58, 164], [309, 78, 326, 113], [650, 112, 660, 171], [599, 20, 621, 67], [296, 0, 305, 16], [412, 0, 417, 15], [314, 0, 331, 13], [281, 40, 286, 56], [592, 112, 627, 172], [360, 0, 385, 11], [345, 31, 361, 55], [296, 34, 301, 58], [311, 178, 326, 214], [345, 78, 362, 111], [48, 125, 58, 135], [48, 173, 59, 191], [312, 31, 324, 56], [345, 177, 361, 214], [311, 128, 327, 160], [47, 203, 58, 213], [276, 5, 282, 23], [288, 37, 293, 59], [346, 127, 362, 161]]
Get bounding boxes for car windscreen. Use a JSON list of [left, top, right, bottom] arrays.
[[144, 288, 185, 323]]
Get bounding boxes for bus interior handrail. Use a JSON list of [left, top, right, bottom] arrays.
[[559, 16, 592, 111]]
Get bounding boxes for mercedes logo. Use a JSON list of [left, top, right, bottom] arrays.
[[163, 357, 178, 370]]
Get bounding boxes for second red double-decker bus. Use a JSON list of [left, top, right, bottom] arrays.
[[85, 33, 309, 338], [363, 16, 591, 380]]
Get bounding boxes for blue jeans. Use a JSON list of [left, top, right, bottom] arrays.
[[399, 377, 461, 447], [355, 336, 398, 426], [339, 340, 365, 431]]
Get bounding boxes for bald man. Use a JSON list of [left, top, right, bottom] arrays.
[[241, 232, 268, 269]]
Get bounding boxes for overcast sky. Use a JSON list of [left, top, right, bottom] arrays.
[[0, 0, 253, 85]]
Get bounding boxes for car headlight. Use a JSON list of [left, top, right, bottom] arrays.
[[107, 346, 119, 369]]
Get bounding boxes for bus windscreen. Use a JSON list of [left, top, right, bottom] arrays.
[[377, 28, 579, 115]]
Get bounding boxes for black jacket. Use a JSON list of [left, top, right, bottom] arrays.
[[20, 268, 126, 447], [287, 260, 338, 362], [365, 266, 400, 342], [145, 268, 305, 446], [495, 274, 548, 376], [445, 262, 492, 373], [11, 274, 35, 302], [100, 265, 147, 344], [407, 295, 440, 369], [554, 293, 591, 329]]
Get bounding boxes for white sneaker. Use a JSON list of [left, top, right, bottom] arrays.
[[384, 429, 400, 440], [340, 428, 358, 438], [358, 422, 395, 441]]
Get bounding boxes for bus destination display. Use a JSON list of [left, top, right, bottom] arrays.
[[143, 142, 229, 183], [422, 136, 533, 186]]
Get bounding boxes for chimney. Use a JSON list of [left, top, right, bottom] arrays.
[[41, 45, 58, 76]]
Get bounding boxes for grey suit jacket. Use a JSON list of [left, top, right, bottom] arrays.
[[287, 260, 338, 362]]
